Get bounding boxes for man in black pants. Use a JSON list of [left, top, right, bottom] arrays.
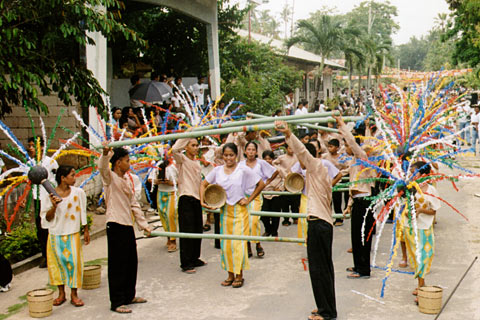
[[172, 137, 206, 274], [99, 146, 151, 314]]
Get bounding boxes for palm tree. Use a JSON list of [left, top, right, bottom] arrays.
[[280, 2, 292, 39], [362, 35, 391, 89], [286, 16, 344, 75], [338, 25, 364, 93]]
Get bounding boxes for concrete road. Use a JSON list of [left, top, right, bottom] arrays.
[[2, 163, 480, 319]]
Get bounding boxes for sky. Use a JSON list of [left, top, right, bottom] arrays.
[[236, 0, 451, 45]]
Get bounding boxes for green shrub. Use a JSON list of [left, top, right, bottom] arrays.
[[0, 223, 40, 263]]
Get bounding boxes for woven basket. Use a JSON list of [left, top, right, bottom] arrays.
[[27, 288, 53, 318], [204, 184, 227, 209], [83, 265, 101, 290], [418, 286, 443, 314], [285, 172, 305, 193]]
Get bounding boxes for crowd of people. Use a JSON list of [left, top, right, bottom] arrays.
[[4, 82, 477, 320]]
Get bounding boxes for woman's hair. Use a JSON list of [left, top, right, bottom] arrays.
[[262, 150, 275, 160], [244, 141, 258, 158], [304, 143, 317, 157], [55, 165, 75, 185], [328, 139, 340, 147], [122, 106, 132, 118], [110, 147, 129, 170], [412, 161, 431, 175], [222, 142, 238, 155], [111, 107, 120, 115]]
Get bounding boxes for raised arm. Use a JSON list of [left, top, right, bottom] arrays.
[[171, 138, 190, 164], [335, 115, 368, 160], [98, 147, 113, 186]]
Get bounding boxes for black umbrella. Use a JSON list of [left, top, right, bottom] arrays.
[[130, 81, 168, 103]]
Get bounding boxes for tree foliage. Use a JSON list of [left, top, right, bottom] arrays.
[[445, 0, 480, 68], [0, 0, 145, 116]]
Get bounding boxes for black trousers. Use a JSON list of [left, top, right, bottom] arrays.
[[214, 212, 220, 249], [34, 200, 48, 259], [261, 195, 286, 236], [351, 197, 375, 276], [178, 195, 203, 270], [284, 194, 301, 222], [307, 219, 337, 320], [107, 222, 138, 311], [332, 191, 349, 223]]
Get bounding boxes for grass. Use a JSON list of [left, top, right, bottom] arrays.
[[85, 257, 108, 266]]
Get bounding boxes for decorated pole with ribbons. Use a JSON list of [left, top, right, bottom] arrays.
[[149, 231, 305, 243]]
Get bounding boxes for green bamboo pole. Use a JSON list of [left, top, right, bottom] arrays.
[[193, 111, 337, 132], [262, 191, 301, 196], [247, 112, 337, 133], [150, 231, 305, 243], [203, 209, 350, 220], [108, 123, 278, 148]]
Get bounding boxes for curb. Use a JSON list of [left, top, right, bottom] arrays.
[[11, 227, 107, 275]]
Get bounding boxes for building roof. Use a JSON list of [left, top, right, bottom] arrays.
[[236, 29, 345, 70]]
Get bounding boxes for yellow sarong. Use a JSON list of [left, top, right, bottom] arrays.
[[220, 204, 250, 274]]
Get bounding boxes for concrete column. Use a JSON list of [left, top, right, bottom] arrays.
[[206, 16, 221, 101], [86, 31, 107, 143]]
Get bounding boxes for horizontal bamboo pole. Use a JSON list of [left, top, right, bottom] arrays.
[[250, 211, 350, 220], [203, 209, 350, 220], [108, 123, 278, 148], [247, 112, 338, 133], [193, 112, 337, 132], [262, 191, 301, 196], [150, 231, 305, 243]]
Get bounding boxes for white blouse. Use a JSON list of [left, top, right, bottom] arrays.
[[206, 165, 261, 206], [40, 187, 87, 236]]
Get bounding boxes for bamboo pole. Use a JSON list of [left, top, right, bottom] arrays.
[[108, 123, 278, 148], [149, 231, 305, 243], [193, 112, 337, 132], [204, 209, 350, 220]]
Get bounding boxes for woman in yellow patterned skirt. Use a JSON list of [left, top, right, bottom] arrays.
[[41, 165, 89, 307], [200, 143, 265, 288]]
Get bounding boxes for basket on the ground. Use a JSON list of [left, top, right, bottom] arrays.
[[27, 288, 53, 318], [418, 286, 443, 314], [285, 173, 305, 193], [204, 184, 226, 209], [83, 264, 102, 290]]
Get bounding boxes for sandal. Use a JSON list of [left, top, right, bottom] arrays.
[[182, 268, 196, 274], [221, 279, 234, 287], [311, 308, 318, 315], [232, 278, 244, 288], [347, 272, 370, 279], [345, 267, 355, 272], [256, 246, 265, 258], [399, 260, 407, 268], [53, 297, 66, 306], [70, 298, 84, 307], [167, 243, 177, 253], [131, 297, 147, 304], [347, 248, 353, 253], [308, 315, 324, 320], [114, 305, 132, 314]]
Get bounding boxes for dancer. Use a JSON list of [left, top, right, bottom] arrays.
[[27, 137, 59, 268], [171, 136, 206, 273], [99, 146, 151, 314], [274, 144, 299, 226], [275, 121, 337, 320], [200, 143, 265, 288], [40, 165, 89, 307], [405, 161, 441, 303], [149, 157, 178, 252], [240, 141, 278, 257]]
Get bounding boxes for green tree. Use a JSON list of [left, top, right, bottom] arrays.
[[445, 0, 480, 68], [0, 0, 144, 116]]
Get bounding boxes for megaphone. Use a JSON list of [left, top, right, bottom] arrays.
[[28, 166, 62, 202]]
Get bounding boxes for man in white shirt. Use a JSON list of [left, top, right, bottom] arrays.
[[191, 76, 209, 109], [295, 101, 307, 135], [27, 137, 59, 268], [457, 99, 472, 146]]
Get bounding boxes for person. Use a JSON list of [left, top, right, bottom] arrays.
[[470, 105, 480, 154], [26, 136, 59, 268], [336, 116, 376, 279], [273, 144, 299, 226], [98, 146, 151, 314], [260, 150, 286, 237], [129, 74, 142, 108], [171, 135, 206, 274], [323, 139, 349, 226], [200, 143, 265, 288], [239, 141, 278, 257], [121, 106, 141, 134], [149, 158, 178, 253], [275, 121, 337, 320], [295, 101, 307, 136], [191, 76, 209, 109], [40, 165, 89, 307], [106, 107, 122, 140], [404, 161, 441, 304], [227, 130, 271, 162]]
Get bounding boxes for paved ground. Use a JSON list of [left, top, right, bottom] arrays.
[[2, 159, 480, 319]]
